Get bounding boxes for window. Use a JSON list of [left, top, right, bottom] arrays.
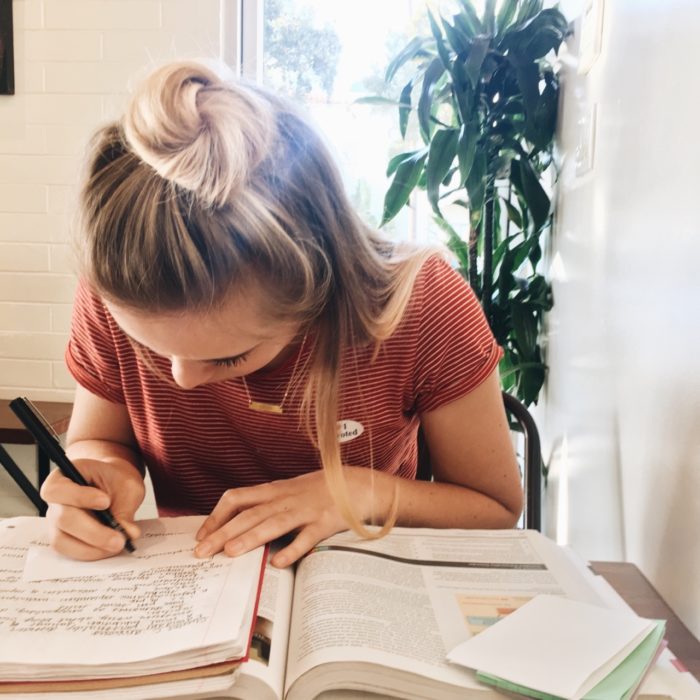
[[237, 0, 436, 241]]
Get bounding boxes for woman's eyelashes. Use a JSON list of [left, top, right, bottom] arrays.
[[211, 353, 250, 368]]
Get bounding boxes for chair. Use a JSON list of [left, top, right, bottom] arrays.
[[416, 391, 542, 532]]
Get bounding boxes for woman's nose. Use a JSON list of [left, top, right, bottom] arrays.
[[170, 358, 212, 389]]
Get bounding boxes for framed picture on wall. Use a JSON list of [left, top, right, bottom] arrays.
[[578, 0, 605, 74], [0, 0, 14, 95]]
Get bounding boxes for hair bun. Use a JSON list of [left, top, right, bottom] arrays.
[[122, 61, 274, 208]]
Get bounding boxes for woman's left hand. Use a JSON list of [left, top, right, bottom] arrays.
[[194, 467, 383, 567]]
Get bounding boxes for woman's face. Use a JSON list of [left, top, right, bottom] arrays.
[[105, 291, 302, 390]]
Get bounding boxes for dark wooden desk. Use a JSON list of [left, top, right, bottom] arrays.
[[0, 400, 73, 515], [592, 561, 700, 682]]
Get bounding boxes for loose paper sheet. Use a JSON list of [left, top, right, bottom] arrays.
[[447, 594, 656, 700]]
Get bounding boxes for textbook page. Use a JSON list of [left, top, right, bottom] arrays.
[[0, 516, 264, 680], [228, 561, 296, 700], [284, 528, 607, 699]]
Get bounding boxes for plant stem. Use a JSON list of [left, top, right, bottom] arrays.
[[482, 182, 495, 324], [468, 224, 479, 295]]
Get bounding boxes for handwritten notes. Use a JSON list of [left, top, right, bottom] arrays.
[[22, 515, 229, 581], [0, 516, 265, 677]]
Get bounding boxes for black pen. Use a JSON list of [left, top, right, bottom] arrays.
[[9, 397, 135, 553]]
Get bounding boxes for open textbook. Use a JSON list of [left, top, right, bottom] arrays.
[[1, 522, 696, 700], [226, 527, 638, 700], [0, 516, 266, 697], [227, 528, 700, 700]]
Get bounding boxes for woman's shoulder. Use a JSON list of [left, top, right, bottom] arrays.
[[406, 252, 476, 320]]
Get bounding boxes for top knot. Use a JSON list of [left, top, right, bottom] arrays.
[[122, 61, 275, 208]]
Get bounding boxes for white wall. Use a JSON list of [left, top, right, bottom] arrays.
[[0, 0, 228, 401], [549, 0, 700, 638]]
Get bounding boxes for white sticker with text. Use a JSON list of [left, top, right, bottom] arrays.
[[337, 420, 364, 444]]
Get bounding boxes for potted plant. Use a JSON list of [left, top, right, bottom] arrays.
[[378, 0, 569, 406]]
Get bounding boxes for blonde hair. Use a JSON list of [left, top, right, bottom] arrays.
[[79, 61, 434, 537]]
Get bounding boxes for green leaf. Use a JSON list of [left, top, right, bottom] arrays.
[[503, 198, 522, 229], [418, 58, 445, 142], [493, 235, 510, 270], [496, 0, 518, 38], [526, 27, 566, 59], [519, 362, 545, 406], [530, 73, 558, 150], [464, 35, 491, 88], [442, 17, 471, 54], [516, 0, 544, 25], [381, 151, 428, 226], [457, 121, 478, 185], [499, 354, 517, 393], [513, 235, 540, 269], [451, 59, 474, 122], [426, 128, 459, 214], [434, 216, 470, 274], [510, 158, 550, 231], [483, 0, 497, 35], [511, 301, 538, 359], [465, 148, 487, 215], [504, 9, 568, 61], [386, 149, 422, 177], [498, 245, 516, 301], [354, 96, 399, 106], [512, 60, 539, 122], [398, 80, 413, 139], [385, 36, 428, 83], [428, 9, 453, 70], [528, 275, 553, 310], [455, 1, 484, 36]]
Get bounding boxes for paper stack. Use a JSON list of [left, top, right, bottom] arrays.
[[447, 594, 666, 700], [0, 516, 266, 697]]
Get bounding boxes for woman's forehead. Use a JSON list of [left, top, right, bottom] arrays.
[[104, 294, 288, 359]]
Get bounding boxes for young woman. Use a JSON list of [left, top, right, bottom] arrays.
[[41, 61, 523, 565]]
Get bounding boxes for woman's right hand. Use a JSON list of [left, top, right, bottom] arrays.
[[40, 457, 145, 561]]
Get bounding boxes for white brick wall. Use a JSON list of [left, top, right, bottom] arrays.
[[0, 0, 228, 401]]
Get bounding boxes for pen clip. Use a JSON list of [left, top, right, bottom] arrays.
[[16, 397, 62, 442]]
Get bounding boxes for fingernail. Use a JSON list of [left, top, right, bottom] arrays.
[[195, 543, 213, 558], [226, 542, 244, 556], [108, 535, 124, 551]]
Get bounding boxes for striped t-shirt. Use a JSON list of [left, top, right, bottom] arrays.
[[66, 256, 501, 516]]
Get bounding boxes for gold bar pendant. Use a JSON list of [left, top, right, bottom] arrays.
[[248, 400, 284, 415]]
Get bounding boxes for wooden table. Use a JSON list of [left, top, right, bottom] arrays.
[[592, 561, 700, 681], [0, 400, 73, 515]]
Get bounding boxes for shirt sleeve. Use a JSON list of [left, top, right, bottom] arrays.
[[65, 280, 127, 404], [413, 256, 502, 414]]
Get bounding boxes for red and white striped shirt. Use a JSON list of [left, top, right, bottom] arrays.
[[66, 256, 500, 516]]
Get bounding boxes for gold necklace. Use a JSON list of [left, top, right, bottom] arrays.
[[240, 332, 309, 414]]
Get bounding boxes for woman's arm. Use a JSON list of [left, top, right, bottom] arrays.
[[195, 368, 523, 566], [392, 366, 523, 528], [40, 385, 146, 560]]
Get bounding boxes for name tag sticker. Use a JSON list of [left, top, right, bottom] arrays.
[[337, 420, 364, 444]]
